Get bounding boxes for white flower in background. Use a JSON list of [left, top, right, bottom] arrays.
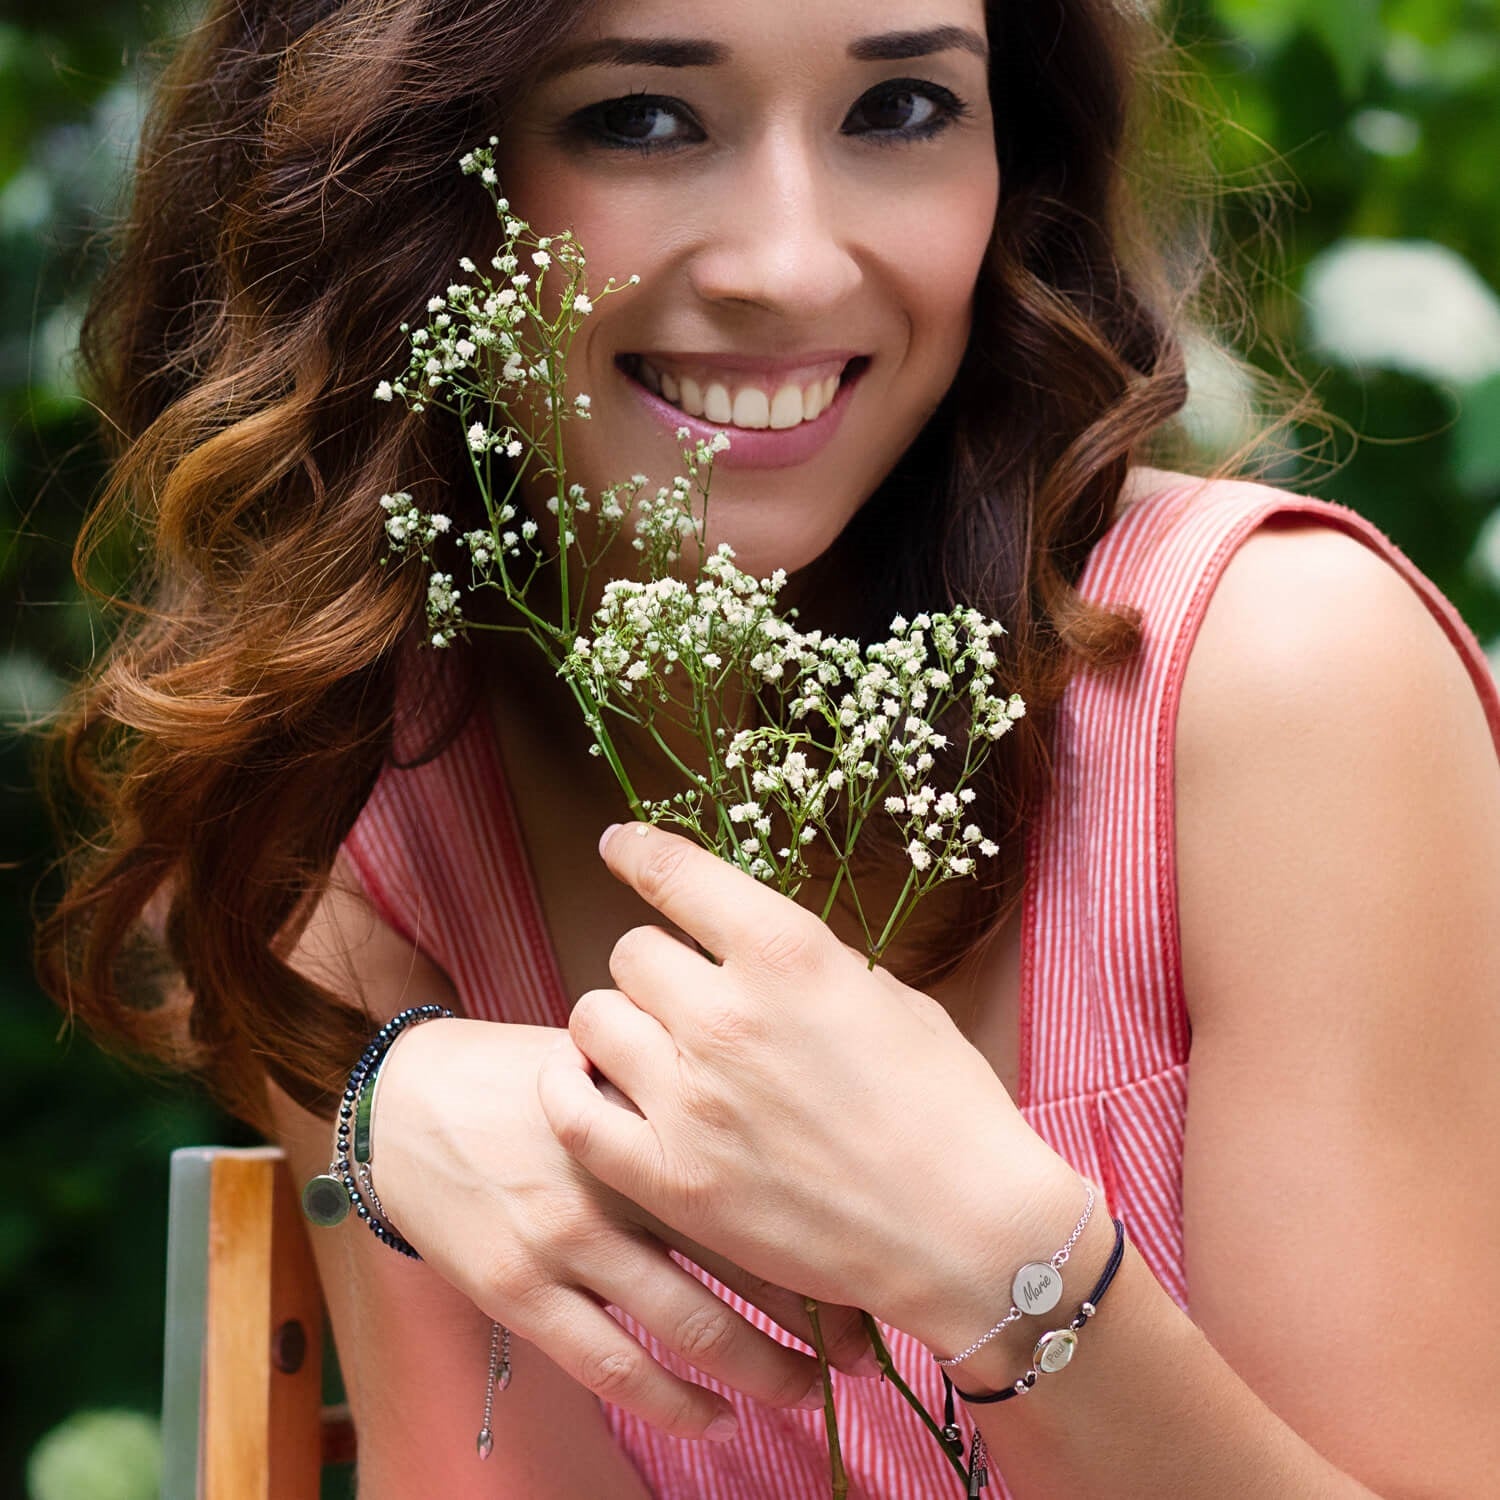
[[1176, 333, 1256, 460], [1304, 239, 1500, 388]]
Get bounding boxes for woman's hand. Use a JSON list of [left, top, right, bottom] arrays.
[[536, 825, 1076, 1349], [370, 1014, 881, 1439]]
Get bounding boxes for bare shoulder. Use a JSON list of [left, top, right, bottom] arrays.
[[1181, 514, 1488, 721], [1176, 512, 1500, 1033], [1170, 514, 1500, 1490]]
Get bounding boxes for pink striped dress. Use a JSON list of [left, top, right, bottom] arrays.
[[342, 476, 1500, 1498]]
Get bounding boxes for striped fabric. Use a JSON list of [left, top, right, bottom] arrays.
[[341, 478, 1500, 1497]]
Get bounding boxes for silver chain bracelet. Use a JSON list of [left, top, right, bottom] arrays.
[[934, 1179, 1097, 1368]]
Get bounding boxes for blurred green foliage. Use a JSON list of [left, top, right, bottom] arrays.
[[3, 0, 1497, 1490]]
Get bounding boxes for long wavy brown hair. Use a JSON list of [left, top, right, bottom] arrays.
[[35, 0, 1266, 1132]]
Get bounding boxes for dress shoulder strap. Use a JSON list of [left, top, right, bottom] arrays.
[[1020, 475, 1500, 1109], [341, 645, 569, 1026]]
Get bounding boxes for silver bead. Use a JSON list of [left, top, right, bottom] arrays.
[[1014, 1379, 1030, 1395], [1080, 1301, 1096, 1318]]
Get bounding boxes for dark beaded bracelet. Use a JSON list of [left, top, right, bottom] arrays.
[[301, 1003, 454, 1259], [942, 1215, 1127, 1406]]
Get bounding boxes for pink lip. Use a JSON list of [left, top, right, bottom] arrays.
[[634, 350, 859, 377], [620, 357, 867, 471]]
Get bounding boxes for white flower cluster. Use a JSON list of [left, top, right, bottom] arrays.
[[379, 490, 452, 550], [379, 491, 465, 645], [375, 143, 619, 430], [563, 540, 1024, 937], [372, 142, 1028, 967]]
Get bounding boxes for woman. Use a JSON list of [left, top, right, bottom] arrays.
[[38, 0, 1500, 1495]]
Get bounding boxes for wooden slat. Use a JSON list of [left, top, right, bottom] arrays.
[[268, 1153, 325, 1499], [202, 1147, 322, 1500]]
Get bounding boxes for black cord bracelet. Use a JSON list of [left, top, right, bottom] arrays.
[[943, 1215, 1127, 1405], [301, 1003, 454, 1259]]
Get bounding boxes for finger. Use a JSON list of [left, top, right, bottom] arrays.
[[589, 1237, 826, 1413], [568, 986, 676, 1108], [508, 1283, 742, 1443], [538, 1037, 665, 1209], [607, 924, 714, 1029], [600, 823, 830, 980], [677, 1250, 884, 1377], [610, 1195, 883, 1377]]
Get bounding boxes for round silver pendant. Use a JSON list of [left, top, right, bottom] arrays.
[[1034, 1328, 1078, 1374], [301, 1174, 351, 1227], [1011, 1261, 1064, 1316]]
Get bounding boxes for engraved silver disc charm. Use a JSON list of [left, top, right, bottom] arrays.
[[1033, 1328, 1079, 1374], [1011, 1262, 1064, 1317], [301, 1174, 351, 1227]]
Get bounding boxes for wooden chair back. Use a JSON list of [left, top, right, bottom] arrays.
[[161, 1146, 355, 1499]]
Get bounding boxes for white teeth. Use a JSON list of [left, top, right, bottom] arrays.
[[703, 382, 733, 425], [733, 388, 771, 429], [678, 376, 704, 417], [634, 358, 847, 429], [769, 385, 804, 430]]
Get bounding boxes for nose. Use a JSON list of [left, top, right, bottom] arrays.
[[686, 130, 863, 318]]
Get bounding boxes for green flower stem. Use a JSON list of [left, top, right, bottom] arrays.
[[803, 1298, 849, 1500], [859, 1314, 969, 1486], [872, 867, 919, 958]]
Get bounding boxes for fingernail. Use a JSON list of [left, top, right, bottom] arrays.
[[705, 1412, 739, 1443], [852, 1349, 883, 1379], [598, 824, 621, 857], [796, 1378, 827, 1411]]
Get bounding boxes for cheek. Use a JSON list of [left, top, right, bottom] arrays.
[[494, 152, 666, 296]]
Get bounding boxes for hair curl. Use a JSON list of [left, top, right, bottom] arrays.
[[35, 0, 1263, 1131]]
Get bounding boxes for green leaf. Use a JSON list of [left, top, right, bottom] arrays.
[[1303, 0, 1382, 99]]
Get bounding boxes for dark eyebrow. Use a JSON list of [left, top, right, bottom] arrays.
[[539, 25, 988, 82], [848, 26, 989, 64], [538, 37, 729, 80]]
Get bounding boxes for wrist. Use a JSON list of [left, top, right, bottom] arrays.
[[938, 1203, 1123, 1398], [899, 1149, 1100, 1369]]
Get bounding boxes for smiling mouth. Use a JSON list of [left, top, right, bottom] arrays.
[[617, 354, 869, 431]]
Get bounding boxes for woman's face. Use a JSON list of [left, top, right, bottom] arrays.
[[497, 0, 998, 580]]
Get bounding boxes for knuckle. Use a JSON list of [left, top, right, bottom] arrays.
[[673, 1301, 739, 1366], [548, 1098, 595, 1160], [578, 1344, 647, 1401], [678, 1073, 736, 1133], [568, 988, 611, 1045], [695, 996, 767, 1053], [673, 1159, 725, 1221], [746, 919, 823, 981], [477, 1245, 544, 1315], [534, 1196, 602, 1262], [608, 925, 653, 982], [637, 841, 691, 907]]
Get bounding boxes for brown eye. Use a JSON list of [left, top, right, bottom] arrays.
[[573, 95, 704, 152], [843, 80, 967, 142]]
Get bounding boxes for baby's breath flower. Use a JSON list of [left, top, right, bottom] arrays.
[[376, 139, 1025, 982]]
